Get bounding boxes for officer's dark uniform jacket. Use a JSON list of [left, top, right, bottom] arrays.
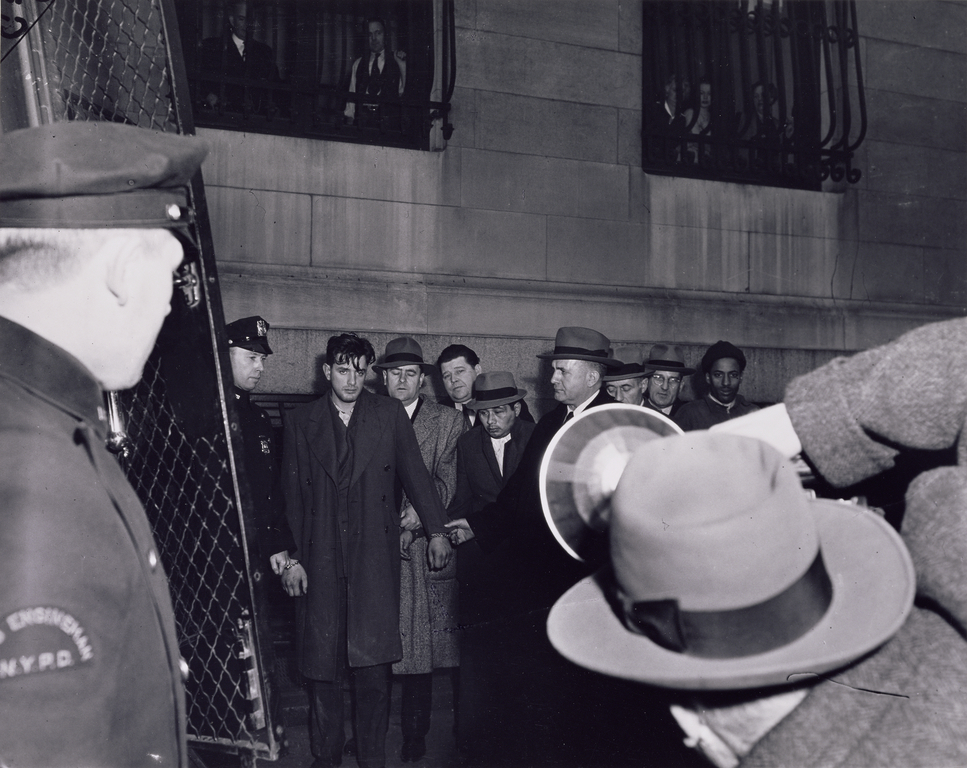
[[233, 387, 294, 560], [0, 316, 186, 767]]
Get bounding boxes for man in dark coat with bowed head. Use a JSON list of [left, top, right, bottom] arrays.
[[0, 122, 208, 767], [282, 333, 453, 768], [602, 346, 649, 406], [446, 371, 535, 762], [446, 326, 620, 766]]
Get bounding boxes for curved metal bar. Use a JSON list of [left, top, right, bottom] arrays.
[[833, 1, 852, 153], [846, 0, 868, 152], [819, 1, 838, 149]]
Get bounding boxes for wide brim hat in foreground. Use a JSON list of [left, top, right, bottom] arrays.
[[465, 371, 527, 411], [547, 433, 915, 690], [539, 404, 683, 561], [372, 336, 435, 373], [536, 326, 622, 368]]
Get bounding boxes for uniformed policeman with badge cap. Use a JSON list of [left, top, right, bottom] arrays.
[[0, 122, 207, 767], [225, 316, 304, 594]]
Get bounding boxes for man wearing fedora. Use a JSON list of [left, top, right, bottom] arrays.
[[447, 371, 536, 762], [281, 333, 453, 768], [602, 346, 649, 406], [675, 339, 758, 431], [642, 343, 695, 418], [547, 422, 967, 767], [446, 326, 620, 765], [373, 337, 464, 763], [436, 343, 535, 429], [0, 122, 208, 766]]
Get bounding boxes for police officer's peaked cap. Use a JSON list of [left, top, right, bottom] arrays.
[[227, 316, 273, 355], [0, 122, 208, 229]]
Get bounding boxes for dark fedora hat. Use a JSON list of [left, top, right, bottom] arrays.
[[465, 371, 527, 411], [642, 343, 696, 375], [602, 346, 647, 382], [373, 337, 435, 373], [537, 327, 621, 368]]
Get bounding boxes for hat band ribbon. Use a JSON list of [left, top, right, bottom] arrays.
[[384, 352, 425, 366], [646, 359, 687, 369], [614, 551, 833, 659], [473, 385, 519, 402], [553, 345, 609, 358]]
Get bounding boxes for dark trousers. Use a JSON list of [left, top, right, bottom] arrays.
[[308, 579, 392, 768], [400, 672, 433, 742], [309, 666, 390, 768]]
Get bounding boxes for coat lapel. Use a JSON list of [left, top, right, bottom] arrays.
[[348, 391, 382, 488], [502, 421, 527, 479], [306, 396, 338, 483], [479, 427, 503, 482]]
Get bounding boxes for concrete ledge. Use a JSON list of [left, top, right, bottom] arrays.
[[217, 261, 961, 351]]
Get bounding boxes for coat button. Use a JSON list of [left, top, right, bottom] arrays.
[[148, 550, 158, 570]]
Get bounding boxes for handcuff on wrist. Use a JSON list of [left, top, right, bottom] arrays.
[[283, 559, 300, 571]]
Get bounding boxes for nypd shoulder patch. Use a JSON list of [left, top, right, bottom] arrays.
[[0, 606, 94, 681]]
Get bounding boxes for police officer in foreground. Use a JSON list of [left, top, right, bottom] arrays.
[[0, 122, 207, 767], [225, 315, 304, 593]]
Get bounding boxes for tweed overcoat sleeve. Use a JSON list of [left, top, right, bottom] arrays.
[[785, 316, 967, 488]]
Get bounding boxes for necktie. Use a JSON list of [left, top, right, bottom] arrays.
[[563, 410, 574, 426]]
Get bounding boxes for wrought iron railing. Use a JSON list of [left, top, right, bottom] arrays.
[[642, 0, 866, 191]]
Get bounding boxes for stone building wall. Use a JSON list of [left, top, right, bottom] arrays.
[[204, 0, 966, 414]]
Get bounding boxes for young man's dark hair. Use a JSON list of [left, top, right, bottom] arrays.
[[326, 332, 375, 367], [436, 343, 480, 369]]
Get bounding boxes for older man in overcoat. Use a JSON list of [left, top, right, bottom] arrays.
[[373, 336, 464, 762], [282, 333, 452, 768]]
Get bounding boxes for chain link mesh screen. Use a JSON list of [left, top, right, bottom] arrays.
[[2, 0, 281, 760]]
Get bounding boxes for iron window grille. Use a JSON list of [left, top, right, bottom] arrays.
[[642, 0, 867, 191], [174, 0, 455, 151]]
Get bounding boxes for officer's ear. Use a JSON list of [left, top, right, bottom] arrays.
[[102, 231, 141, 306], [513, 402, 522, 417]]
